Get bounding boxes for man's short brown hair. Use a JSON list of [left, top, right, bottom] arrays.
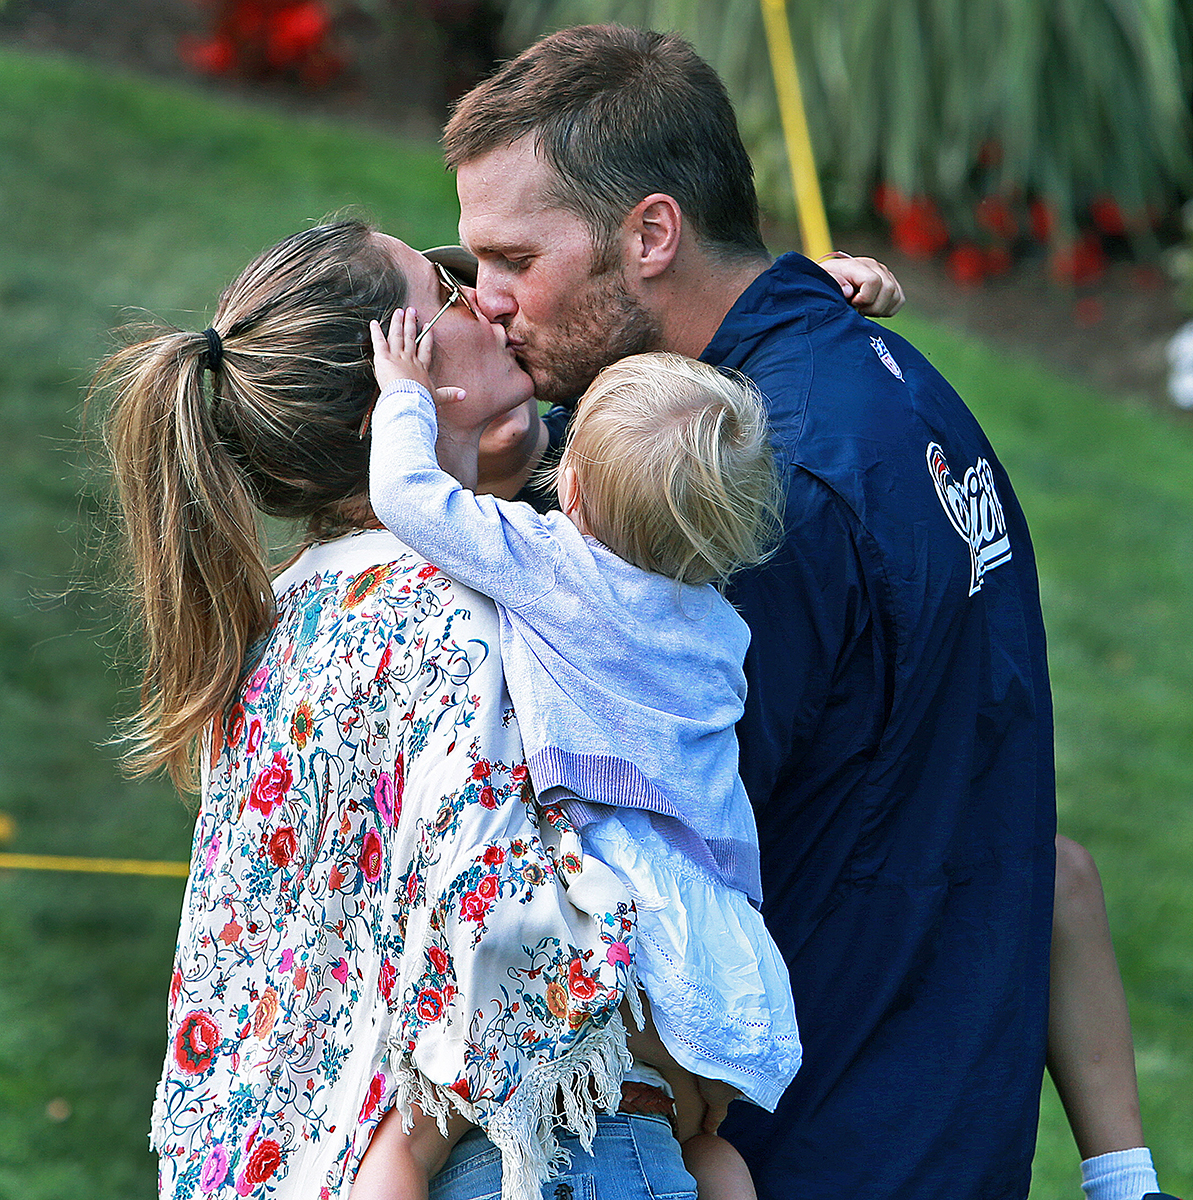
[[443, 24, 767, 264]]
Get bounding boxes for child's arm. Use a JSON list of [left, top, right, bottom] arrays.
[[365, 311, 564, 610], [370, 308, 478, 487], [350, 1104, 474, 1200]]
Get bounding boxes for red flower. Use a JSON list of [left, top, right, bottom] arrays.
[[477, 874, 499, 901], [359, 828, 383, 883], [378, 957, 397, 1003], [239, 1137, 282, 1188], [510, 764, 528, 785], [478, 786, 497, 809], [482, 846, 505, 867], [891, 197, 949, 258], [226, 704, 246, 749], [169, 969, 183, 1009], [417, 563, 439, 580], [267, 826, 297, 867], [1049, 234, 1106, 286], [265, 2, 329, 69], [450, 1077, 470, 1101], [179, 34, 237, 75], [1089, 196, 1126, 237], [174, 1010, 221, 1074], [947, 244, 987, 287], [471, 760, 491, 781], [248, 752, 293, 817], [416, 988, 444, 1023], [567, 960, 598, 1001], [358, 1072, 385, 1123], [1029, 198, 1055, 243], [460, 891, 488, 921], [428, 945, 449, 974]]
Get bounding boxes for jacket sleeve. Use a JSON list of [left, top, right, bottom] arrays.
[[367, 381, 561, 609]]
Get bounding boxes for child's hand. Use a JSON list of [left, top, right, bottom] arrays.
[[370, 307, 435, 394], [361, 309, 467, 438]]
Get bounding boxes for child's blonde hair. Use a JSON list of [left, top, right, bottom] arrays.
[[557, 352, 782, 586]]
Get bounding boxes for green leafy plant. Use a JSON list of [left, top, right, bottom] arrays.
[[504, 0, 1193, 277]]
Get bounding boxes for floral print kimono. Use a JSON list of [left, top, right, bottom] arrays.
[[151, 530, 636, 1200]]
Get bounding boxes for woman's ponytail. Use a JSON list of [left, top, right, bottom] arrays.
[[93, 220, 408, 790], [98, 326, 274, 789]]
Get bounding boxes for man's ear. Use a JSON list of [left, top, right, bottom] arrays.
[[624, 193, 682, 281]]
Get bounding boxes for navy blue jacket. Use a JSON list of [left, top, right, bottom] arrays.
[[709, 255, 1056, 1200]]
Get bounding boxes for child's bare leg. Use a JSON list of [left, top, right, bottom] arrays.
[[682, 1134, 759, 1200], [350, 1104, 472, 1200], [1049, 835, 1160, 1200]]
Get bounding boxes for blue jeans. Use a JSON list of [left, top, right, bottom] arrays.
[[429, 1114, 698, 1200]]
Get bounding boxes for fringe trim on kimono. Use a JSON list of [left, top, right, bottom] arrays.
[[389, 1014, 634, 1200]]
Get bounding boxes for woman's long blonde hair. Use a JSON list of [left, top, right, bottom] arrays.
[[93, 220, 407, 790]]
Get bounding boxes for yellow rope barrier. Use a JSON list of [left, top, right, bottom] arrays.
[[759, 0, 832, 260], [0, 852, 188, 878]]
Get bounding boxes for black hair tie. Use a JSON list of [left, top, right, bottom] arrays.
[[201, 326, 224, 374]]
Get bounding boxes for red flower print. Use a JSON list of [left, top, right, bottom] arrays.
[[416, 988, 444, 1023], [482, 846, 504, 867], [478, 786, 497, 809], [379, 957, 397, 1003], [428, 945, 448, 974], [460, 891, 488, 922], [450, 1077, 470, 1100], [290, 699, 314, 750], [248, 752, 293, 817], [169, 969, 183, 1009], [237, 1137, 282, 1190], [226, 704, 246, 748], [359, 828, 383, 882], [567, 959, 598, 1001], [174, 1010, 221, 1074], [246, 718, 263, 755], [417, 563, 438, 580], [267, 826, 297, 868], [471, 761, 491, 781], [477, 874, 498, 901], [358, 1072, 385, 1123], [511, 764, 529, 785], [406, 871, 420, 903]]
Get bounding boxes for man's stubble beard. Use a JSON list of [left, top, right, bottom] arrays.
[[524, 269, 663, 408]]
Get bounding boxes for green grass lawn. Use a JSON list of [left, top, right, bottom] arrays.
[[1, 45, 1190, 1199]]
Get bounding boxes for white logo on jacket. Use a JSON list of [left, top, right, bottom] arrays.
[[871, 336, 904, 380], [926, 442, 1012, 595]]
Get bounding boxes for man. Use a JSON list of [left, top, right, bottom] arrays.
[[444, 25, 1056, 1199]]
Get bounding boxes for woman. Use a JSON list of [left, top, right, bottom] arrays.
[[95, 220, 687, 1200]]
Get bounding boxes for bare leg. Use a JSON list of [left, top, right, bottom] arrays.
[[1048, 834, 1144, 1158], [682, 1133, 759, 1200], [350, 1104, 473, 1200]]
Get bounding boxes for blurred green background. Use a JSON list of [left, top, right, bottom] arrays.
[[0, 23, 1191, 1200]]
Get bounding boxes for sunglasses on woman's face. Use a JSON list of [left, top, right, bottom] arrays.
[[359, 262, 482, 438], [415, 261, 480, 346]]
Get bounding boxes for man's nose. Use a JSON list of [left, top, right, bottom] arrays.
[[473, 267, 515, 325]]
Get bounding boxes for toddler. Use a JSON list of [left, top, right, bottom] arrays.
[[353, 308, 798, 1200]]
